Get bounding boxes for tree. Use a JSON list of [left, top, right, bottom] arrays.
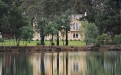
[[81, 20, 99, 45], [113, 34, 121, 45], [44, 22, 58, 45], [0, 0, 9, 35], [9, 2, 23, 46], [0, 0, 8, 17], [20, 25, 34, 46], [54, 15, 64, 46], [60, 26, 66, 46], [61, 10, 72, 46], [20, 0, 45, 25], [37, 18, 47, 45], [0, 16, 10, 36]]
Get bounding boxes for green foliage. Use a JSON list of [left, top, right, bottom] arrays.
[[96, 33, 113, 45], [0, 16, 10, 34], [82, 21, 99, 45], [0, 0, 8, 17], [20, 25, 34, 45], [51, 42, 55, 46], [36, 42, 40, 45], [37, 18, 48, 45], [44, 22, 58, 36], [0, 38, 4, 42], [113, 34, 121, 45], [70, 46, 74, 48], [0, 0, 9, 34], [36, 39, 39, 41], [74, 39, 77, 41], [70, 39, 72, 41]]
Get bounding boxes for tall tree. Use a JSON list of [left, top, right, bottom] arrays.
[[20, 25, 34, 46], [54, 15, 63, 46], [37, 18, 47, 45], [81, 20, 99, 45], [9, 2, 22, 46], [20, 0, 44, 25], [44, 22, 58, 45], [0, 0, 9, 35], [61, 10, 72, 45]]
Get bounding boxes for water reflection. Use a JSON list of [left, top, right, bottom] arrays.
[[0, 51, 121, 75]]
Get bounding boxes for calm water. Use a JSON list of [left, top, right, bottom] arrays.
[[0, 51, 121, 75]]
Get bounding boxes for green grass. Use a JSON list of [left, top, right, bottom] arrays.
[[0, 39, 86, 46]]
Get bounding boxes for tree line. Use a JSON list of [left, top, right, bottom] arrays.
[[0, 0, 121, 46]]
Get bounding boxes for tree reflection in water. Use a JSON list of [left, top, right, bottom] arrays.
[[1, 53, 33, 75], [41, 52, 45, 75], [0, 51, 121, 75]]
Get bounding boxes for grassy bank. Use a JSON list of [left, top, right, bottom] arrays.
[[0, 39, 86, 46]]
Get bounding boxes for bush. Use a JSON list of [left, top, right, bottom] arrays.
[[70, 39, 72, 41], [74, 39, 77, 41], [36, 39, 39, 41], [113, 35, 121, 45], [95, 42, 101, 47], [70, 46, 74, 48], [78, 39, 80, 41], [96, 33, 110, 45], [0, 38, 4, 42], [36, 42, 40, 45], [51, 42, 55, 46]]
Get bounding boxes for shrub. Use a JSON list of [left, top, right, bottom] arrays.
[[78, 39, 80, 41], [74, 39, 77, 41], [96, 33, 109, 45], [113, 35, 121, 45], [51, 42, 55, 46], [36, 39, 39, 41], [0, 38, 4, 42], [70, 39, 72, 41], [70, 46, 74, 48], [36, 42, 40, 45]]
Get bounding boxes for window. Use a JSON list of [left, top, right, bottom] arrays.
[[73, 33, 79, 38], [71, 23, 79, 30], [73, 33, 75, 38], [76, 23, 79, 30], [76, 33, 78, 38], [72, 23, 75, 30]]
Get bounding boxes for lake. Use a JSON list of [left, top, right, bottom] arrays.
[[0, 51, 121, 75]]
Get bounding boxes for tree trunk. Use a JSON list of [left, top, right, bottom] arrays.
[[16, 38, 20, 46], [41, 33, 45, 45], [52, 34, 53, 42], [65, 28, 68, 46], [31, 17, 34, 26], [56, 32, 59, 46], [119, 9, 121, 34], [14, 28, 16, 46]]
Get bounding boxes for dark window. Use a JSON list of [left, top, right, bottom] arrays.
[[73, 33, 75, 38], [76, 33, 78, 38]]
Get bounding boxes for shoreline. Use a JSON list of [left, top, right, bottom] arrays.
[[0, 45, 121, 52]]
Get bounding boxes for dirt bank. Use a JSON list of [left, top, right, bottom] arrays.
[[0, 45, 121, 52]]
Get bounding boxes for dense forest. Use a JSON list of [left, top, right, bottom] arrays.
[[0, 0, 121, 46]]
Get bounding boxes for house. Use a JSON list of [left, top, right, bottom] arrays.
[[32, 13, 86, 41]]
